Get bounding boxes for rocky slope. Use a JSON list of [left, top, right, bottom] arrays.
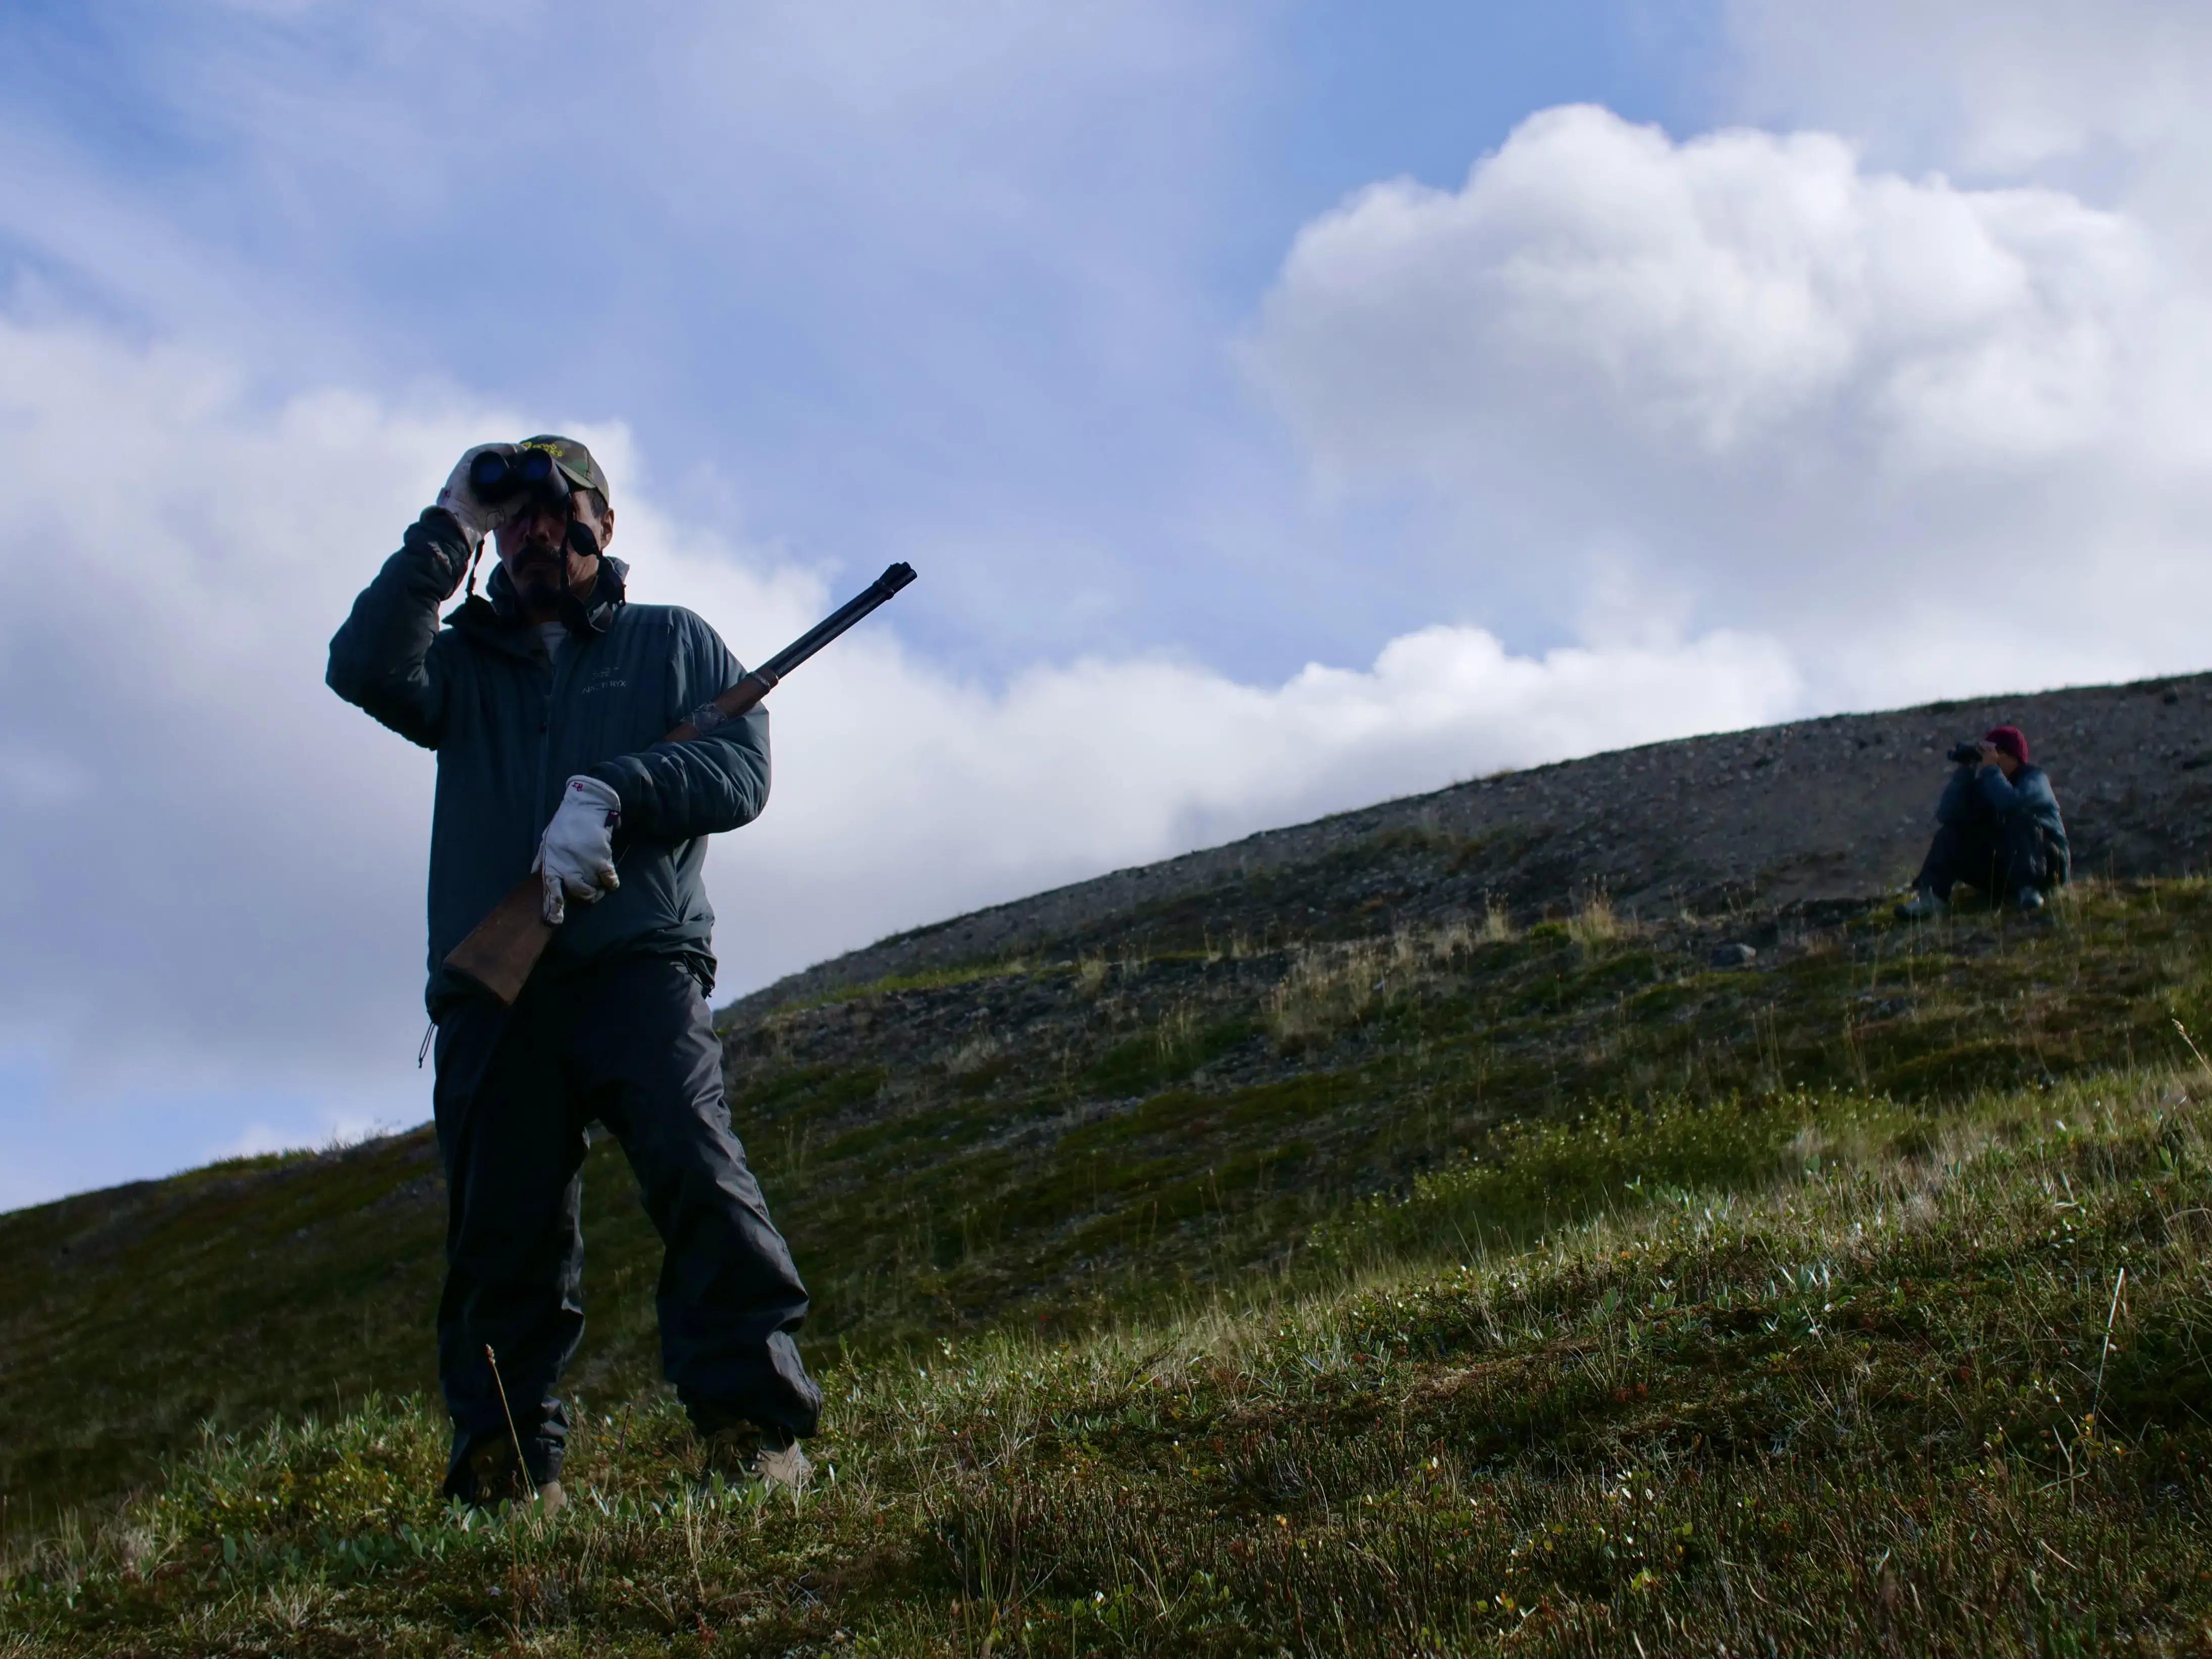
[[726, 670, 2212, 1019]]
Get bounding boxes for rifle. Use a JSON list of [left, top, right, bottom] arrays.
[[443, 561, 918, 1004]]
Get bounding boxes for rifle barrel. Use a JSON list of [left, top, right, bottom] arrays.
[[758, 563, 916, 683]]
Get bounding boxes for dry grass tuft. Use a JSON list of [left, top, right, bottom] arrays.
[[1267, 939, 1390, 1044], [945, 1033, 1002, 1076], [1566, 889, 1627, 948]]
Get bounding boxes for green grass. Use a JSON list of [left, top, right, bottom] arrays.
[[750, 879, 2212, 1346], [789, 958, 1041, 1011], [8, 1068, 2212, 1653], [9, 881, 2212, 1651], [11, 883, 2212, 1519]]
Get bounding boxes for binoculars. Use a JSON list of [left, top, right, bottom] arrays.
[[468, 446, 567, 505]]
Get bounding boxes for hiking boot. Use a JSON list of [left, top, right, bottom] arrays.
[[2014, 886, 2045, 913], [700, 1422, 814, 1495], [756, 1430, 813, 1493], [462, 1439, 565, 1517], [1895, 888, 1946, 921]]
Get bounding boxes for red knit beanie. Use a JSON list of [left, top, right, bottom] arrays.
[[1984, 725, 2029, 764]]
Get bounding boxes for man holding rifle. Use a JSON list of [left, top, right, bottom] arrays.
[[328, 437, 819, 1512]]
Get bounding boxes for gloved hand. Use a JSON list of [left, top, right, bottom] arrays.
[[434, 442, 519, 548], [532, 775, 622, 925]]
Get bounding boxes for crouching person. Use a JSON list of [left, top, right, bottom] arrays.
[[1897, 725, 2070, 918]]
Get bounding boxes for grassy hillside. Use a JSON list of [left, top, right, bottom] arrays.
[[9, 1059, 2211, 1653], [7, 881, 2212, 1534], [740, 877, 2212, 1347], [9, 882, 2212, 1651], [728, 669, 2212, 1012]]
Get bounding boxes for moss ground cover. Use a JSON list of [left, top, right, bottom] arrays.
[[749, 879, 2212, 1346], [8, 881, 2212, 1650], [8, 884, 2212, 1509], [8, 1067, 2211, 1654]]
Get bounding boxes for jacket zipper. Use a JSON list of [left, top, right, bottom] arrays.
[[535, 637, 569, 830]]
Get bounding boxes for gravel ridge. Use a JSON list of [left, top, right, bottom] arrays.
[[721, 670, 2212, 1024]]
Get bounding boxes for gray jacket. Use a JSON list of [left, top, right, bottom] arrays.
[[327, 509, 769, 1014]]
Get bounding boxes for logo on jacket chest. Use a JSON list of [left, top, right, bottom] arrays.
[[577, 666, 632, 697]]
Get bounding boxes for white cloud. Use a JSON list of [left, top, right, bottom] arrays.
[[1243, 103, 2212, 709], [1250, 109, 2149, 462], [1725, 0, 2212, 180], [0, 308, 1796, 1204]]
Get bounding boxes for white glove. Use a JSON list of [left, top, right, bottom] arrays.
[[532, 775, 622, 925], [434, 442, 519, 549]]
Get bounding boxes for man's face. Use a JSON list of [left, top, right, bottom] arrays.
[[494, 488, 614, 617]]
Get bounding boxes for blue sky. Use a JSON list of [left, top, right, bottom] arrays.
[[5, 0, 2210, 1206], [0, 1, 1729, 679]]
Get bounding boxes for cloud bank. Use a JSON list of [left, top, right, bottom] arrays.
[[1243, 103, 2212, 707], [0, 313, 1795, 1208]]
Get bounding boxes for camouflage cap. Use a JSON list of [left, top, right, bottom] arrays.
[[516, 434, 611, 506]]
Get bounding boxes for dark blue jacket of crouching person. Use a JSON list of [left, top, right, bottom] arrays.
[[1936, 761, 2069, 868], [1915, 744, 2070, 905]]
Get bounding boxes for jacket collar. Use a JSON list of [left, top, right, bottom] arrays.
[[447, 556, 630, 653]]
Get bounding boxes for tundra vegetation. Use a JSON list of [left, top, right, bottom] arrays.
[[7, 878, 2212, 1653]]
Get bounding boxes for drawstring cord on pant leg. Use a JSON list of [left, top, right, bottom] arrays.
[[418, 1022, 434, 1068]]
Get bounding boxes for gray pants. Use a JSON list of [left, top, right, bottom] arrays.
[[430, 956, 819, 1497]]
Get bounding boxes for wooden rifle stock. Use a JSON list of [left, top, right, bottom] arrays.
[[442, 562, 918, 1004]]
